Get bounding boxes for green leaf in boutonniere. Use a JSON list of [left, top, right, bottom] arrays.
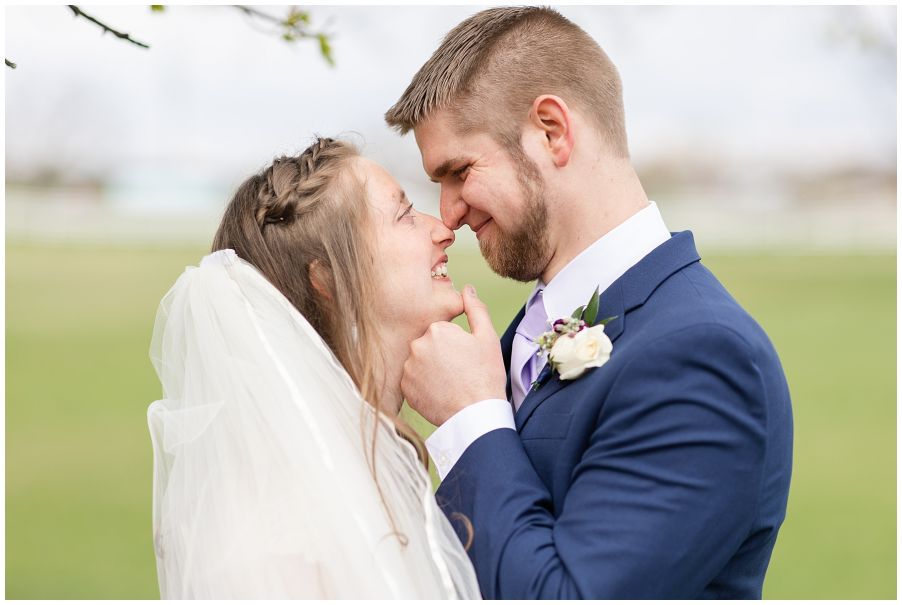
[[584, 286, 600, 326]]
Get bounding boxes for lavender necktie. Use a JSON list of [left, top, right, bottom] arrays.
[[510, 290, 548, 411]]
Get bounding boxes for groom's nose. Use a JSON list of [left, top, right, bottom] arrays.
[[439, 185, 467, 231]]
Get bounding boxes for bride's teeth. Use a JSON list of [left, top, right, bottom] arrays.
[[431, 263, 448, 278]]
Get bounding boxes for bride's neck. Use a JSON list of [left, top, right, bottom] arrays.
[[372, 328, 409, 416]]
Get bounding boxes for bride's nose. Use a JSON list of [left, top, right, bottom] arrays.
[[430, 215, 455, 250]]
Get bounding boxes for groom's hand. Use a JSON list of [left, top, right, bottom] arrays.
[[402, 285, 507, 426]]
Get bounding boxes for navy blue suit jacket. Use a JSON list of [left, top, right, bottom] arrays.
[[436, 231, 793, 599]]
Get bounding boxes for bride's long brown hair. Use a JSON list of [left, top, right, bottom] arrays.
[[211, 137, 428, 474]]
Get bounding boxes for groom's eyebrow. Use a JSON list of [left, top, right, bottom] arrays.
[[429, 157, 467, 183]]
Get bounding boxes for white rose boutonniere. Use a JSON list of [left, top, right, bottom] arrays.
[[549, 324, 613, 380], [532, 286, 616, 389]]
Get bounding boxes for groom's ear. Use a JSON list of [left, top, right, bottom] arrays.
[[529, 95, 574, 168]]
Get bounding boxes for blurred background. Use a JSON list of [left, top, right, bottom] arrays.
[[5, 4, 896, 599]]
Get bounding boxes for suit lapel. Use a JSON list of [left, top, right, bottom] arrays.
[[513, 231, 702, 432]]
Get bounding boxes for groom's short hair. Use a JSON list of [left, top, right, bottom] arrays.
[[385, 6, 629, 158]]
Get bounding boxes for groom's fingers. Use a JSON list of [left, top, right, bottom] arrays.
[[463, 284, 497, 341]]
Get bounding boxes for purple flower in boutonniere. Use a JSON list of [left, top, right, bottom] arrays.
[[531, 286, 616, 390]]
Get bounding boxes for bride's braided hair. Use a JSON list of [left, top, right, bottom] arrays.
[[253, 137, 342, 228], [212, 139, 429, 521]]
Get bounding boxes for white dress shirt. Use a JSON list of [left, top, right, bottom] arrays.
[[426, 202, 672, 479]]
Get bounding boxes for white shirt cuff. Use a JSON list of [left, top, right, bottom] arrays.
[[426, 399, 515, 480]]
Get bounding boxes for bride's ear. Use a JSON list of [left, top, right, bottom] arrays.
[[308, 260, 333, 302]]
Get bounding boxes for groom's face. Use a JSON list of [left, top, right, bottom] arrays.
[[414, 110, 551, 282]]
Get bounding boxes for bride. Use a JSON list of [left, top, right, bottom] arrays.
[[147, 138, 481, 598]]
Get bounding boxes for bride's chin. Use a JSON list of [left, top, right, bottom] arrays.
[[413, 293, 465, 327], [442, 292, 465, 320], [426, 307, 462, 326]]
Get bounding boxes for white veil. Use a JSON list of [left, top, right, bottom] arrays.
[[147, 249, 480, 599]]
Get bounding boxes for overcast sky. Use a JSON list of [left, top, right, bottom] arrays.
[[4, 4, 897, 218]]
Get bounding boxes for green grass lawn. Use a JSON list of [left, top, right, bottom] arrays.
[[5, 241, 895, 598]]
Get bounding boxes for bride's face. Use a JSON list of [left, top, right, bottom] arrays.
[[358, 157, 464, 335]]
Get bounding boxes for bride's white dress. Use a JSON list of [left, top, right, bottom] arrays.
[[147, 249, 481, 599]]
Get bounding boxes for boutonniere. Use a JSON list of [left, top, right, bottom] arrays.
[[532, 286, 616, 390]]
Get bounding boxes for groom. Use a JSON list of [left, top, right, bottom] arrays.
[[386, 7, 792, 599]]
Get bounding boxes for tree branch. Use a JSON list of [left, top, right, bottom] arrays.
[[68, 5, 150, 49], [6, 59, 16, 69], [234, 6, 282, 26], [233, 5, 334, 65]]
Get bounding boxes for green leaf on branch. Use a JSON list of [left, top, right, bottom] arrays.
[[284, 9, 309, 27], [318, 33, 334, 66], [571, 305, 585, 320], [585, 286, 600, 325]]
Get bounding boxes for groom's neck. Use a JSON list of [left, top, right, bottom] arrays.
[[541, 158, 649, 284]]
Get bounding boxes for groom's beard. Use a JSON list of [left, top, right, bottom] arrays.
[[479, 154, 551, 283]]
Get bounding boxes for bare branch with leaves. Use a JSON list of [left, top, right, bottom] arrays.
[[6, 5, 335, 70], [233, 5, 334, 65]]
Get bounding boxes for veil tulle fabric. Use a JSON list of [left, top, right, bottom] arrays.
[[147, 249, 480, 599]]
